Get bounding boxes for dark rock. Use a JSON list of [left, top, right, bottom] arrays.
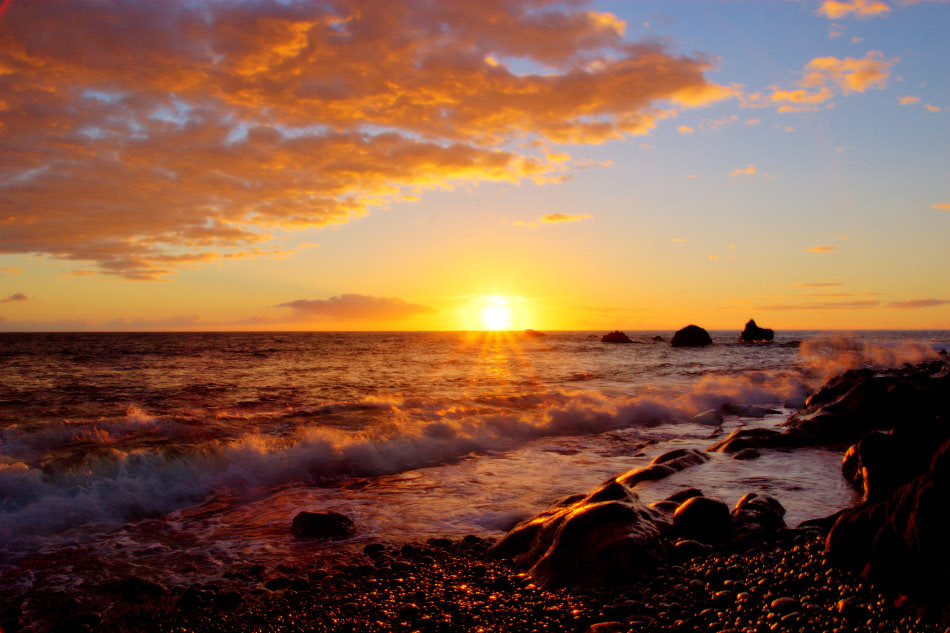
[[670, 538, 713, 562], [523, 329, 545, 337], [731, 448, 760, 460], [784, 360, 950, 445], [719, 403, 780, 418], [176, 585, 214, 610], [290, 511, 356, 539], [264, 576, 292, 591], [670, 325, 713, 347], [649, 448, 710, 471], [693, 409, 724, 426], [706, 427, 789, 453], [731, 493, 785, 539], [106, 576, 167, 600], [672, 496, 731, 543], [666, 488, 703, 504], [652, 335, 664, 342], [489, 480, 668, 587], [601, 330, 633, 344], [363, 543, 386, 555], [616, 463, 675, 487], [738, 319, 774, 343], [827, 439, 950, 600]]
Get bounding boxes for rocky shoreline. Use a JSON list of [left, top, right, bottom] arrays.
[[4, 357, 949, 633]]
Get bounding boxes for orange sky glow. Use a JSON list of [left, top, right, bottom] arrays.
[[0, 0, 948, 331]]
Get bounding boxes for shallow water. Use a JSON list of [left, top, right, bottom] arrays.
[[0, 329, 947, 595]]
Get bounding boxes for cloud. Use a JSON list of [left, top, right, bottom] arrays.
[[807, 245, 837, 253], [900, 95, 921, 105], [0, 1, 730, 280], [744, 119, 761, 125], [925, 104, 942, 112], [759, 300, 880, 310], [769, 52, 893, 113], [540, 213, 592, 223], [886, 299, 950, 309], [277, 294, 437, 321], [1, 292, 27, 303], [795, 281, 844, 287], [672, 237, 686, 243], [933, 203, 950, 210], [0, 268, 21, 274], [729, 164, 757, 176], [817, 0, 891, 19], [678, 125, 695, 134]]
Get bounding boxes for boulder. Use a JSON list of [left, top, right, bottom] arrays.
[[616, 449, 709, 487], [670, 325, 712, 347], [827, 440, 950, 600], [291, 511, 356, 539], [693, 409, 724, 426], [601, 330, 633, 344], [784, 360, 950, 445], [706, 427, 791, 453], [738, 319, 774, 343], [672, 496, 731, 543], [489, 480, 669, 587]]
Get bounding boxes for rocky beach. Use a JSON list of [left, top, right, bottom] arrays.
[[4, 345, 948, 633]]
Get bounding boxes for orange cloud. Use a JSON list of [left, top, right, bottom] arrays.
[[540, 213, 592, 223], [817, 0, 891, 19], [0, 0, 728, 279], [0, 268, 21, 274], [925, 104, 942, 112], [795, 281, 843, 287], [729, 164, 757, 176], [804, 52, 893, 94], [678, 125, 695, 134], [900, 95, 921, 104], [933, 203, 950, 210], [759, 300, 880, 310], [769, 52, 893, 113], [277, 294, 437, 321], [807, 245, 837, 253]]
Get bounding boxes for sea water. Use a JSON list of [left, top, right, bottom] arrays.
[[0, 330, 946, 595]]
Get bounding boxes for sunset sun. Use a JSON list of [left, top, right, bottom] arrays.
[[481, 303, 512, 330]]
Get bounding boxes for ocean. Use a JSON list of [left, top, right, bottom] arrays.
[[1, 330, 947, 598]]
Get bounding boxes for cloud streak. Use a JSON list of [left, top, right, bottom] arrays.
[[817, 0, 891, 19], [806, 245, 837, 253], [277, 294, 437, 322], [0, 0, 729, 279], [1, 292, 27, 303]]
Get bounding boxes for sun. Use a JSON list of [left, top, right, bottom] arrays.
[[481, 298, 512, 330]]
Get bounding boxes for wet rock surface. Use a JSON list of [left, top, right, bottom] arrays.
[[291, 511, 356, 539]]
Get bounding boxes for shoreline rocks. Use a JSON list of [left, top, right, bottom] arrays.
[[291, 511, 356, 539], [671, 325, 712, 347]]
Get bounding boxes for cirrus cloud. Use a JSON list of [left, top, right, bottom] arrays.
[[886, 298, 950, 309], [807, 245, 837, 253], [1, 292, 28, 303], [0, 0, 730, 280]]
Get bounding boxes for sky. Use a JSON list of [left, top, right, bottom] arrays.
[[0, 0, 948, 331]]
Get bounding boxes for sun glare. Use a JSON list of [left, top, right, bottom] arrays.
[[481, 304, 512, 330]]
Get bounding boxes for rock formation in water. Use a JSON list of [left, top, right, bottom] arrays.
[[670, 325, 712, 347], [739, 319, 774, 343], [601, 331, 633, 344]]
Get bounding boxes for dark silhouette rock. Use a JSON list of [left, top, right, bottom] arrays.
[[693, 409, 724, 426], [652, 335, 665, 342], [827, 440, 950, 600], [291, 511, 356, 539], [732, 448, 761, 460], [670, 325, 712, 347], [731, 493, 785, 537], [601, 330, 633, 344], [523, 329, 545, 337], [489, 480, 668, 587], [784, 360, 950, 445], [739, 319, 774, 343], [706, 427, 790, 453], [672, 496, 731, 543]]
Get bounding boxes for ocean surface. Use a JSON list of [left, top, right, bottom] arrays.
[[1, 329, 947, 597]]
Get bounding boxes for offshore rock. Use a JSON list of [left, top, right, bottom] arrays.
[[738, 319, 774, 343], [601, 330, 633, 344], [291, 511, 356, 539], [489, 480, 669, 587], [827, 440, 950, 601], [670, 325, 712, 347]]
